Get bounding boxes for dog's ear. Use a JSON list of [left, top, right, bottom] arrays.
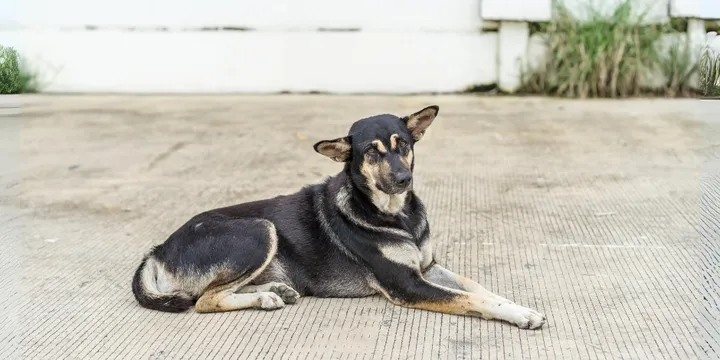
[[404, 105, 439, 142], [313, 136, 352, 162]]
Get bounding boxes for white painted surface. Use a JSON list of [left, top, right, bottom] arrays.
[[483, 0, 673, 23], [671, 0, 701, 18], [1, 30, 497, 93], [559, 0, 670, 23], [1, 0, 483, 31], [481, 0, 552, 21], [709, 32, 720, 52], [687, 19, 706, 88], [498, 22, 529, 93], [3, 0, 720, 93], [527, 33, 549, 71], [688, 19, 707, 52], [671, 0, 720, 19], [702, 0, 720, 19]]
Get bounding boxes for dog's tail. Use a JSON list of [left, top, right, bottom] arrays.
[[132, 254, 195, 313]]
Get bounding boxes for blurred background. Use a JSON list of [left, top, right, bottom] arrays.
[[1, 0, 720, 96]]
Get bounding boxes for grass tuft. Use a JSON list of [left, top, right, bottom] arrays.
[[700, 47, 720, 97], [520, 1, 699, 98], [0, 45, 39, 94], [658, 35, 700, 97]]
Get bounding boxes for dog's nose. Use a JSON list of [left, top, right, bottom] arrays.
[[393, 171, 412, 188]]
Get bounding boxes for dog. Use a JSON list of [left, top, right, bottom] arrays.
[[131, 105, 546, 330]]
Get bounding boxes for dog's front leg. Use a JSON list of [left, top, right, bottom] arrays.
[[372, 267, 546, 330], [421, 263, 546, 327], [423, 263, 509, 300]]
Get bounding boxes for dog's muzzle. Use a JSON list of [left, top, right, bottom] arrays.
[[378, 171, 412, 194]]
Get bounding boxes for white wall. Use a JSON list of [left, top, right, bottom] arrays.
[[1, 0, 494, 93], [0, 30, 497, 93], [672, 0, 720, 19], [1, 0, 719, 93], [4, 0, 484, 31]]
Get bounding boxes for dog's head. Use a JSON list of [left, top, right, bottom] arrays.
[[313, 105, 439, 200]]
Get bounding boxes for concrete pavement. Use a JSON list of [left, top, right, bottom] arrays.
[[1, 95, 718, 359]]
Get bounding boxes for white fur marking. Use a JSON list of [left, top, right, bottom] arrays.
[[141, 257, 184, 298], [335, 186, 413, 239], [378, 241, 421, 269], [414, 216, 428, 240], [488, 300, 546, 328], [371, 191, 407, 215], [419, 240, 434, 269]]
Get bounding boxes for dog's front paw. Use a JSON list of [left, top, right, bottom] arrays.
[[256, 292, 285, 310], [499, 303, 546, 330]]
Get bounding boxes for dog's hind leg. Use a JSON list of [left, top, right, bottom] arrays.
[[185, 218, 282, 313], [195, 281, 286, 313], [236, 282, 300, 304]]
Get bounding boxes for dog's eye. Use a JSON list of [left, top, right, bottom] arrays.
[[366, 148, 376, 154], [398, 140, 408, 147]]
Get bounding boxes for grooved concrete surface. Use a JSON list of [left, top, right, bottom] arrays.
[[1, 95, 719, 360]]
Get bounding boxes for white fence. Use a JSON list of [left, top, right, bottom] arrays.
[[1, 0, 719, 93]]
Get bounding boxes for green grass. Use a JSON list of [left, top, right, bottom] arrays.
[[700, 47, 720, 97], [0, 45, 39, 94], [520, 0, 699, 98]]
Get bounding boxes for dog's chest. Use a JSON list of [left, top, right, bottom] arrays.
[[378, 239, 433, 270], [379, 213, 432, 270]]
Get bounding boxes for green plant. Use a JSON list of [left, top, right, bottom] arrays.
[[520, 0, 696, 98], [658, 36, 701, 97], [700, 48, 720, 97], [0, 45, 39, 94]]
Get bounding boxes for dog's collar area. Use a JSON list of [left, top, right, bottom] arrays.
[[337, 181, 408, 216], [334, 185, 414, 240], [371, 191, 408, 215]]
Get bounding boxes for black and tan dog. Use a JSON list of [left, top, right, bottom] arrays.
[[132, 106, 546, 330]]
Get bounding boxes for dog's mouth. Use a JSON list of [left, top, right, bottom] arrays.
[[376, 181, 411, 195]]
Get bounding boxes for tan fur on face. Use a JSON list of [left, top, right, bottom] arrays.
[[390, 134, 399, 150], [402, 149, 413, 168], [360, 157, 406, 214], [360, 155, 389, 191], [389, 134, 413, 168], [371, 140, 387, 153]]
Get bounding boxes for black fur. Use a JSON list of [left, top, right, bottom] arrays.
[[132, 105, 455, 312]]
